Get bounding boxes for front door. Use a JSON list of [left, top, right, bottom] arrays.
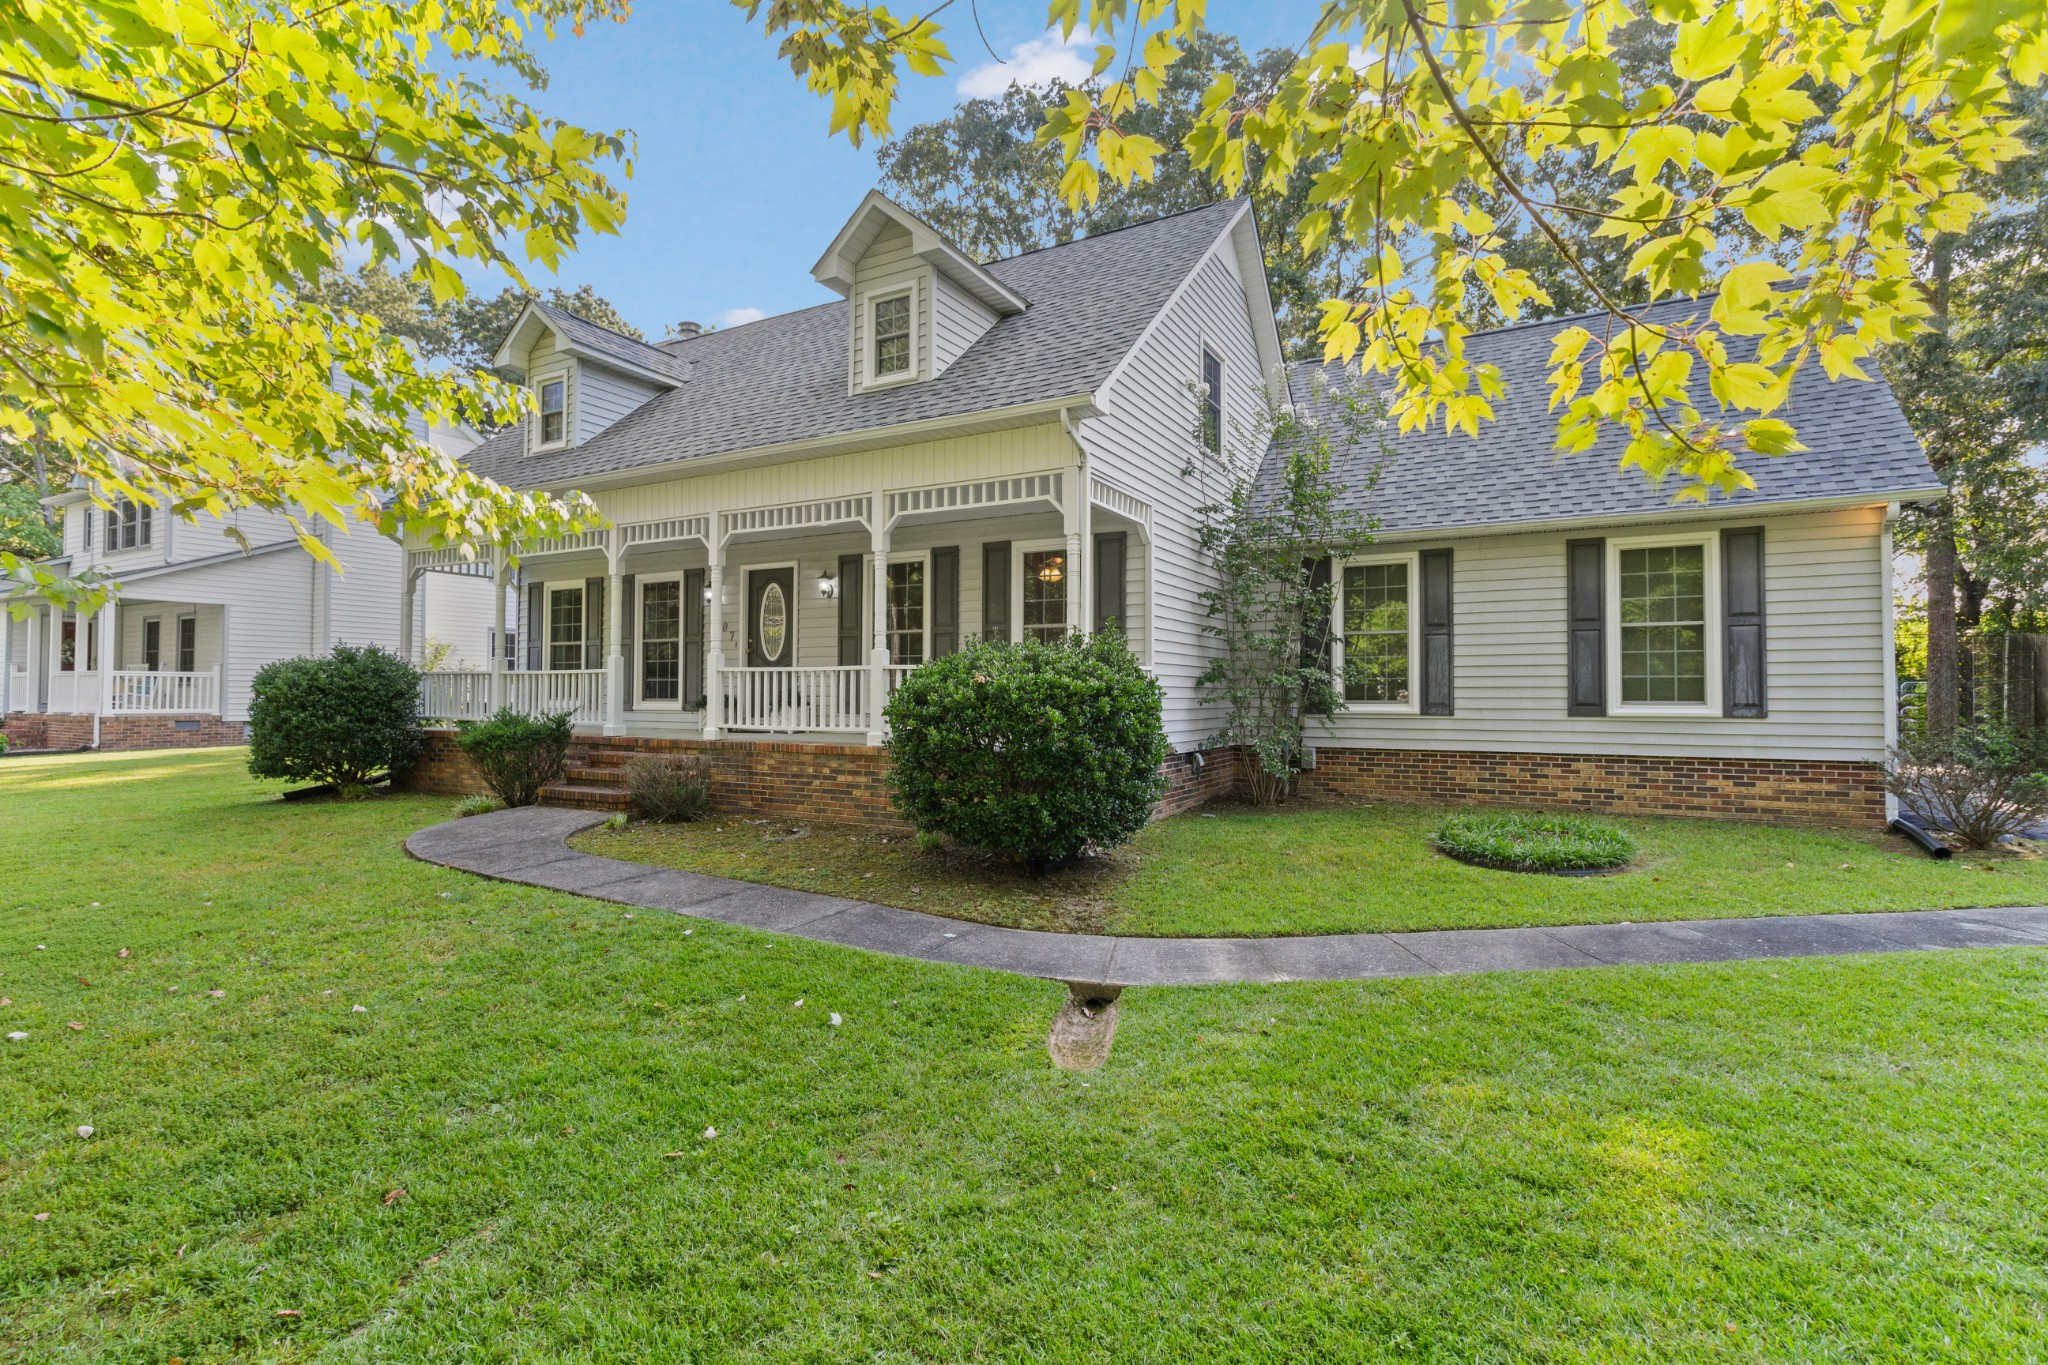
[[746, 567, 795, 668]]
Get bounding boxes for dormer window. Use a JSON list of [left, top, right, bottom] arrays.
[[873, 292, 912, 378], [537, 378, 567, 448]]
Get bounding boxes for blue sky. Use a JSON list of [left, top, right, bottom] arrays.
[[504, 4, 1312, 338]]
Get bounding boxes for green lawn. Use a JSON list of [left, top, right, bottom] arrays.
[[4, 748, 2047, 1362], [580, 800, 2048, 937]]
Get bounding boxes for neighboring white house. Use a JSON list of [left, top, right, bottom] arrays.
[[2, 422, 506, 751], [400, 191, 1939, 822]]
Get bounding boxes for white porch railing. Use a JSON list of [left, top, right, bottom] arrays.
[[107, 668, 220, 715], [886, 665, 917, 699], [502, 669, 607, 726], [720, 666, 868, 733], [46, 670, 96, 714], [419, 670, 493, 722]]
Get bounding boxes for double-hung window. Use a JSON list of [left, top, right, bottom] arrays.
[[1200, 347, 1223, 455], [176, 615, 197, 673], [886, 560, 926, 664], [872, 293, 912, 378], [104, 499, 152, 552], [547, 586, 585, 672], [1021, 549, 1067, 643], [143, 619, 162, 672], [1618, 543, 1708, 705], [1340, 559, 1413, 706], [537, 378, 567, 447], [640, 579, 682, 702]]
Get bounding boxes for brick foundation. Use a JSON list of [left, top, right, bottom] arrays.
[[2, 712, 244, 753], [1156, 746, 1244, 817], [1295, 746, 1885, 827]]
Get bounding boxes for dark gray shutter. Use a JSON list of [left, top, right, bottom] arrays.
[[583, 577, 604, 669], [1566, 538, 1606, 716], [525, 582, 543, 671], [982, 541, 1011, 642], [620, 574, 635, 711], [1722, 526, 1767, 717], [1093, 532, 1127, 635], [931, 546, 960, 656], [683, 568, 707, 707], [837, 554, 864, 665], [1420, 548, 1454, 715]]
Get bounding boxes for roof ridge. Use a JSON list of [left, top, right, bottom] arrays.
[[535, 298, 674, 357], [986, 196, 1248, 267], [1285, 292, 1729, 374]]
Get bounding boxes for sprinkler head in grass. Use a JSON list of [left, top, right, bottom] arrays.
[[1049, 983, 1122, 1072]]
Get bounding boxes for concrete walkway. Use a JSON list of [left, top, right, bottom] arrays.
[[406, 806, 2048, 988]]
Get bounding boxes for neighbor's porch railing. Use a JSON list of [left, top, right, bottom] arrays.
[[418, 670, 493, 723], [107, 668, 220, 715], [719, 665, 868, 733]]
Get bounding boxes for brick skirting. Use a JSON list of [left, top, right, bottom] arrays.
[[1294, 746, 1886, 827], [1156, 746, 1244, 817], [3, 712, 245, 752]]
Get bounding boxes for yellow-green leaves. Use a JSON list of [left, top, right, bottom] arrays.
[[1, 0, 632, 609]]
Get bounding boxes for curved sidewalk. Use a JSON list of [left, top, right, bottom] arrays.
[[406, 806, 2048, 988]]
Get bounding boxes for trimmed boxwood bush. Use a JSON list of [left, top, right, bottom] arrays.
[[1432, 811, 1637, 873], [455, 708, 573, 808], [884, 633, 1168, 871], [247, 644, 421, 794]]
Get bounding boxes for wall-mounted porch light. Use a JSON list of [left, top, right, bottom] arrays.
[[817, 568, 840, 599]]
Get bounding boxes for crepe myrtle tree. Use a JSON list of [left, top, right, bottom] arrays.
[[1198, 383, 1381, 806], [744, 0, 2046, 501], [0, 1, 634, 614]]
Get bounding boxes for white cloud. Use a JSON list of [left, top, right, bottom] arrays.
[[957, 27, 1097, 100], [715, 306, 767, 328]]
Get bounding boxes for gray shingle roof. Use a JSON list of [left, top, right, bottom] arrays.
[[1270, 296, 1941, 534], [531, 302, 693, 381], [466, 199, 1248, 489]]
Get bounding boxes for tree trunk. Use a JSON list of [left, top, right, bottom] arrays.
[[1923, 233, 1961, 739]]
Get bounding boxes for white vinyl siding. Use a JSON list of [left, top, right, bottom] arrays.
[[931, 270, 999, 376], [575, 360, 664, 444], [1312, 506, 1890, 762]]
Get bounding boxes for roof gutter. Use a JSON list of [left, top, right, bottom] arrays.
[[1360, 485, 1947, 545]]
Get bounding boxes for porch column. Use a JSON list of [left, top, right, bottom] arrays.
[[490, 548, 507, 712], [96, 597, 117, 744], [703, 539, 725, 740], [868, 520, 889, 746], [1076, 468, 1093, 638], [1063, 487, 1084, 642], [397, 559, 416, 666], [0, 597, 11, 716], [604, 553, 625, 736]]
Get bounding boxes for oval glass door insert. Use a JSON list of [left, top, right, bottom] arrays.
[[758, 582, 788, 662]]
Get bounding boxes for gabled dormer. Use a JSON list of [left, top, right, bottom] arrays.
[[811, 191, 1028, 395], [493, 300, 683, 456]]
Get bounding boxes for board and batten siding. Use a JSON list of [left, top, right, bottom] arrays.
[[1080, 233, 1267, 750], [1316, 505, 1891, 762]]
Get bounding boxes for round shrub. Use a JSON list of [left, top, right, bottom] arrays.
[[247, 644, 421, 793], [1432, 811, 1637, 873], [454, 708, 573, 808], [884, 633, 1168, 871]]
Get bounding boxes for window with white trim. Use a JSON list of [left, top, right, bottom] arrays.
[[1341, 560, 1411, 705], [176, 614, 197, 673], [1618, 543, 1708, 704], [1021, 548, 1067, 643], [873, 292, 912, 378], [1200, 347, 1223, 455], [537, 377, 567, 447], [104, 499, 152, 552], [547, 585, 584, 671]]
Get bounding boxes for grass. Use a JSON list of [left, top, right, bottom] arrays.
[[4, 748, 2048, 1362], [1431, 810, 1639, 873], [579, 799, 2048, 937]]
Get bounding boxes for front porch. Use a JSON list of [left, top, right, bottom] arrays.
[[406, 469, 1154, 744], [3, 599, 227, 737]]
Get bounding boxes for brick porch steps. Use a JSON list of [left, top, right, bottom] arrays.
[[539, 741, 633, 812]]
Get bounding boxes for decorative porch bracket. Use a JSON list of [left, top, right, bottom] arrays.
[[883, 472, 1064, 531]]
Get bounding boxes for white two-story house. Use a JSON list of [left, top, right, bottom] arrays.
[[401, 191, 1938, 825]]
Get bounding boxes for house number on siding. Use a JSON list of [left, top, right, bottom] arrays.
[[759, 583, 788, 662]]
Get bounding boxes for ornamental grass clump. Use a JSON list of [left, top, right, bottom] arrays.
[[884, 633, 1168, 872], [1432, 811, 1637, 873], [621, 754, 712, 823]]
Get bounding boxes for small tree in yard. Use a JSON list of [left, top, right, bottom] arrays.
[[247, 645, 421, 795], [1886, 721, 2048, 850], [455, 709, 574, 809], [885, 633, 1167, 872], [1198, 384, 1381, 805]]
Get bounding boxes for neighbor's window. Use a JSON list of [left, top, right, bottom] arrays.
[[873, 294, 912, 377], [1342, 562, 1410, 704], [1619, 544, 1707, 704], [538, 378, 567, 446], [1200, 347, 1223, 454], [104, 499, 152, 552], [886, 561, 926, 665], [176, 615, 197, 673], [548, 586, 585, 671], [1022, 549, 1067, 643], [143, 619, 162, 672]]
